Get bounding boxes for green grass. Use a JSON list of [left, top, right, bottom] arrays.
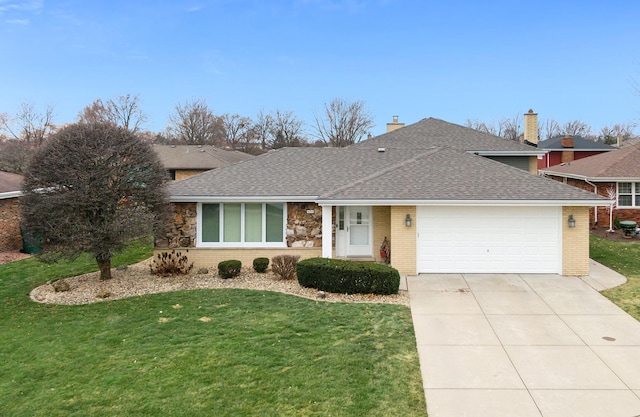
[[590, 233, 640, 320], [0, 240, 426, 416]]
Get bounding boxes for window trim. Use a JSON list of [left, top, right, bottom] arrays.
[[617, 182, 639, 208], [197, 202, 287, 248]]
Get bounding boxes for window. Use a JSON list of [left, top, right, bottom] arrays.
[[618, 182, 639, 207], [199, 203, 286, 247]]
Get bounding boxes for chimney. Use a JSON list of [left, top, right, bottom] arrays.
[[523, 109, 538, 145], [386, 115, 405, 133], [561, 136, 575, 163]]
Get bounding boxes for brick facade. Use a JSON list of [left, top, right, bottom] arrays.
[[389, 206, 417, 276], [548, 176, 640, 228], [562, 206, 590, 276], [0, 197, 22, 252]]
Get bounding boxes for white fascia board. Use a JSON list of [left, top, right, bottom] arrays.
[[540, 171, 640, 183], [318, 199, 606, 207], [468, 150, 547, 156], [169, 195, 318, 203], [0, 191, 22, 200]]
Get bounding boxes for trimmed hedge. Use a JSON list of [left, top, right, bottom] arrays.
[[297, 258, 400, 295], [253, 257, 269, 273], [218, 260, 242, 279]]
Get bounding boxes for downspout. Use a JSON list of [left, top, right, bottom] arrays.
[[585, 179, 598, 225]]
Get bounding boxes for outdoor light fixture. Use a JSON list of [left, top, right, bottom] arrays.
[[568, 214, 576, 228], [405, 214, 412, 227]]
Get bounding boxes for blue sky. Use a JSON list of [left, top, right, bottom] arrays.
[[1, 0, 639, 136]]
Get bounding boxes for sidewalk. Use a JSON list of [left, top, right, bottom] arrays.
[[407, 263, 640, 417]]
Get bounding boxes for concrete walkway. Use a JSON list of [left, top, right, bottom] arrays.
[[407, 261, 640, 417]]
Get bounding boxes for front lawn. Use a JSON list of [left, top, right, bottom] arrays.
[[590, 233, 640, 320], [0, 241, 426, 417]]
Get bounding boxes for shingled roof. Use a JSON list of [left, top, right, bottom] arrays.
[[537, 135, 616, 151], [169, 145, 604, 205], [153, 145, 254, 170], [0, 171, 23, 195], [540, 142, 640, 180], [355, 117, 545, 155]]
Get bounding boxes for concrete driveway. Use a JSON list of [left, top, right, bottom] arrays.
[[407, 260, 640, 417]]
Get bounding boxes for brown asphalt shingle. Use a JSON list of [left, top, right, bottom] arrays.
[[0, 171, 23, 194], [540, 143, 640, 179], [153, 145, 254, 170]]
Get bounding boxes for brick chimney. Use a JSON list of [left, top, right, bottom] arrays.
[[523, 109, 538, 145], [561, 136, 575, 163], [386, 115, 405, 133]]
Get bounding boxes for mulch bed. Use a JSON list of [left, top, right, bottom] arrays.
[[591, 227, 639, 242]]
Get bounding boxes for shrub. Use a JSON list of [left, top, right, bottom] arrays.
[[271, 255, 299, 280], [218, 260, 242, 279], [150, 250, 194, 276], [253, 257, 269, 273], [614, 216, 621, 230], [297, 258, 400, 295]]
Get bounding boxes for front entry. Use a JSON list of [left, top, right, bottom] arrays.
[[335, 206, 372, 257]]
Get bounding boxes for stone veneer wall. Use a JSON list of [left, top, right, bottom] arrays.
[[156, 203, 197, 249], [157, 202, 327, 250], [0, 197, 23, 252], [286, 202, 325, 248]]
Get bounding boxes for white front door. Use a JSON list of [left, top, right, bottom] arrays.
[[335, 206, 373, 257]]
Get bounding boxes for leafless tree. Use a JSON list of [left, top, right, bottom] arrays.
[[78, 94, 147, 133], [465, 119, 499, 136], [21, 123, 169, 280], [0, 140, 32, 174], [253, 110, 273, 149], [498, 114, 522, 141], [222, 113, 252, 150], [313, 98, 374, 147], [166, 99, 225, 145], [540, 118, 561, 141], [466, 114, 521, 141], [0, 102, 56, 147], [597, 123, 637, 145], [269, 109, 305, 149], [560, 120, 592, 138]]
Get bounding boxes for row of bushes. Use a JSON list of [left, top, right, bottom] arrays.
[[151, 250, 400, 295]]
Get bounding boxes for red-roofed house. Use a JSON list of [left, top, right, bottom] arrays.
[[540, 143, 640, 229]]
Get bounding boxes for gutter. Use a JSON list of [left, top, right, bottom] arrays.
[[0, 191, 22, 200]]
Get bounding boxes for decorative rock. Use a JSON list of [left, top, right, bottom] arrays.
[[295, 225, 307, 236], [304, 241, 315, 248], [317, 291, 326, 299], [291, 241, 306, 248]]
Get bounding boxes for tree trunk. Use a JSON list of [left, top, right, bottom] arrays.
[[97, 256, 112, 280]]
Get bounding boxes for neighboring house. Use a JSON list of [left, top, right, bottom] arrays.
[[540, 142, 640, 228], [153, 145, 255, 181], [536, 135, 616, 169], [0, 171, 24, 252], [159, 117, 605, 276]]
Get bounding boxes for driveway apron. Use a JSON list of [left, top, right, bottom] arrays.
[[407, 263, 640, 417]]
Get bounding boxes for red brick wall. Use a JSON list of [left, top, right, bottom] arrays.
[[547, 176, 640, 228], [0, 197, 22, 252]]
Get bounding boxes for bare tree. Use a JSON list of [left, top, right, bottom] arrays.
[[560, 120, 592, 138], [540, 118, 561, 141], [0, 140, 32, 174], [253, 110, 273, 149], [78, 94, 148, 133], [598, 123, 637, 145], [0, 102, 55, 147], [269, 109, 305, 149], [166, 99, 225, 145], [222, 113, 252, 150], [499, 114, 522, 142], [465, 119, 499, 136], [313, 98, 374, 147], [21, 123, 169, 280]]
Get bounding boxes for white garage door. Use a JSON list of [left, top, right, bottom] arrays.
[[417, 206, 561, 274]]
